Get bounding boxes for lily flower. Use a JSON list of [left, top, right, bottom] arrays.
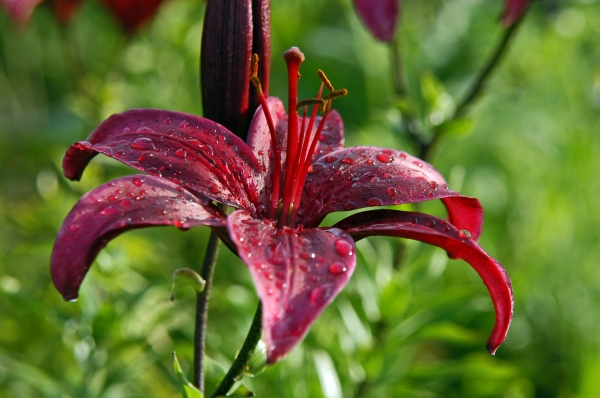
[[502, 0, 529, 26], [352, 0, 399, 42], [51, 47, 513, 364]]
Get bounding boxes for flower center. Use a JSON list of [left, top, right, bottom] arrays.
[[251, 47, 347, 228]]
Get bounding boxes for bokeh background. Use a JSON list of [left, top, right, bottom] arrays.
[[1, 0, 600, 396]]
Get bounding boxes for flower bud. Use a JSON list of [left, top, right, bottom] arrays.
[[200, 0, 271, 140], [353, 0, 399, 43]]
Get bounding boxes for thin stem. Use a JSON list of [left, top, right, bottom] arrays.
[[454, 17, 524, 118], [194, 231, 222, 392], [211, 302, 263, 397], [391, 36, 406, 96]]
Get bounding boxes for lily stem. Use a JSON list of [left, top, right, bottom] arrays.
[[454, 16, 524, 118], [211, 302, 263, 397], [391, 35, 406, 96], [194, 231, 222, 392]]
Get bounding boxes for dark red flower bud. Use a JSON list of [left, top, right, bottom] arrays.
[[353, 0, 400, 43], [200, 0, 271, 140], [101, 0, 166, 33], [502, 0, 529, 26]]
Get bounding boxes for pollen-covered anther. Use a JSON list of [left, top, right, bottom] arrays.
[[323, 89, 348, 101], [250, 54, 263, 95], [296, 98, 326, 111], [317, 69, 334, 91]]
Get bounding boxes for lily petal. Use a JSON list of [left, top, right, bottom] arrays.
[[227, 210, 356, 363], [334, 209, 513, 354], [299, 146, 483, 239], [2, 0, 43, 24], [51, 175, 226, 301], [353, 0, 400, 42], [62, 109, 262, 213]]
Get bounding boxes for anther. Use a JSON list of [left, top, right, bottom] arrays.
[[323, 89, 348, 101], [250, 54, 263, 95], [296, 98, 326, 111], [317, 70, 334, 91]]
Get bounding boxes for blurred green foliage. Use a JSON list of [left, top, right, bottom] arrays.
[[1, 0, 600, 397]]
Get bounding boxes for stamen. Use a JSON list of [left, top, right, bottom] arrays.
[[250, 54, 281, 219], [296, 98, 326, 110], [323, 89, 348, 101], [279, 47, 305, 228], [317, 69, 334, 91]]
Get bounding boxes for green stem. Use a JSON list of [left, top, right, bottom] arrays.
[[211, 302, 263, 398], [194, 231, 222, 392], [454, 17, 524, 118], [391, 35, 406, 96]]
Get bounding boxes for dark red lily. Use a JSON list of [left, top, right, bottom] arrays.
[[352, 0, 399, 42], [1, 0, 165, 30], [51, 47, 512, 363], [502, 0, 529, 26]]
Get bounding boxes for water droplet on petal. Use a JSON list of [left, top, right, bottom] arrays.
[[135, 127, 155, 135], [376, 153, 393, 163], [69, 224, 79, 232], [329, 262, 347, 275], [131, 137, 156, 150], [180, 120, 190, 128], [307, 163, 324, 174], [175, 149, 187, 158], [133, 177, 143, 187], [386, 187, 397, 197], [442, 226, 451, 232], [365, 197, 383, 206], [427, 220, 436, 227], [340, 157, 354, 165], [428, 181, 438, 189], [173, 220, 185, 228], [334, 240, 353, 257], [162, 162, 172, 170], [163, 117, 172, 125], [266, 243, 285, 265], [325, 155, 337, 163], [308, 285, 333, 306], [120, 199, 132, 207], [458, 230, 472, 239], [411, 217, 418, 224], [427, 192, 434, 198]]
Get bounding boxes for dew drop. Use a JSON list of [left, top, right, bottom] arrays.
[[120, 199, 132, 207], [133, 177, 143, 187], [180, 120, 190, 128], [173, 220, 185, 228], [175, 149, 187, 158], [376, 153, 393, 163], [266, 243, 285, 265], [329, 263, 347, 275], [308, 285, 333, 306], [69, 224, 79, 232], [334, 240, 353, 257], [413, 161, 423, 167], [163, 117, 172, 125], [427, 192, 434, 198], [135, 127, 155, 135], [386, 187, 397, 197], [427, 220, 436, 227], [307, 163, 324, 174], [365, 197, 383, 206], [325, 155, 337, 163], [162, 162, 172, 170], [428, 181, 438, 189], [340, 157, 354, 165], [442, 226, 451, 232], [458, 230, 472, 239], [131, 137, 156, 150], [411, 217, 418, 224]]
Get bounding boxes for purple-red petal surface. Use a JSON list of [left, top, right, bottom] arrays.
[[298, 146, 483, 239], [227, 210, 356, 363], [51, 175, 226, 301], [334, 209, 513, 354], [62, 109, 262, 213], [353, 0, 400, 42]]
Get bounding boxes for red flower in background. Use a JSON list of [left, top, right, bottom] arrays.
[[1, 0, 166, 31], [51, 47, 513, 363], [502, 0, 529, 26], [352, 0, 399, 42]]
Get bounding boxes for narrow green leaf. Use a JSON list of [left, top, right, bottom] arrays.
[[173, 352, 204, 398]]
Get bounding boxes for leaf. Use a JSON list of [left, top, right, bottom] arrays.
[[173, 352, 204, 398], [420, 72, 447, 110], [433, 118, 475, 139], [243, 340, 267, 377], [170, 268, 206, 302]]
